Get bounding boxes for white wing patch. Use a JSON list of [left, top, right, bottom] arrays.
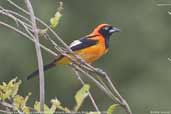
[[69, 40, 82, 48]]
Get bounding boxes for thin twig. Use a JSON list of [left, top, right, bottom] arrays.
[[24, 0, 45, 112], [0, 6, 32, 27], [71, 67, 100, 113], [94, 70, 132, 114], [0, 21, 58, 57], [0, 9, 32, 30], [0, 109, 11, 114], [70, 64, 118, 103], [0, 101, 13, 108], [0, 101, 23, 114], [97, 75, 130, 113]]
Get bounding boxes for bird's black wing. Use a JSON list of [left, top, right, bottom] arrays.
[[70, 35, 99, 51]]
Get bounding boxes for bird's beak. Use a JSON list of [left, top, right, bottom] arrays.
[[109, 27, 121, 33]]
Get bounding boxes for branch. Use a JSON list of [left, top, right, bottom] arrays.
[[96, 71, 132, 114], [71, 67, 100, 113], [0, 21, 58, 57], [70, 64, 117, 103], [24, 0, 45, 112], [0, 101, 23, 114]]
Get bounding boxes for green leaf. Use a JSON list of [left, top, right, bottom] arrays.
[[51, 98, 61, 107], [23, 106, 30, 114], [50, 98, 71, 113], [0, 77, 21, 100], [50, 98, 61, 113], [50, 12, 62, 28], [34, 101, 53, 114], [74, 84, 90, 111], [13, 95, 25, 109], [13, 93, 31, 111], [10, 79, 22, 98], [107, 104, 119, 114]]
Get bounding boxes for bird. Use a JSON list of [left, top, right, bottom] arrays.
[[27, 24, 120, 80]]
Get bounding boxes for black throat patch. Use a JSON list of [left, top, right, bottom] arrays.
[[99, 30, 111, 48]]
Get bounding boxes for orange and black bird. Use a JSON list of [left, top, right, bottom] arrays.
[[27, 24, 120, 80]]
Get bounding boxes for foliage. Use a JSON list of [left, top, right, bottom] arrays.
[[107, 104, 119, 114], [50, 11, 62, 28], [50, 1, 63, 28], [74, 84, 90, 111], [0, 77, 21, 100], [0, 78, 118, 114], [0, 77, 31, 113]]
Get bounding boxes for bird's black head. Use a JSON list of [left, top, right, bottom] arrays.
[[98, 24, 120, 39], [93, 24, 120, 48]]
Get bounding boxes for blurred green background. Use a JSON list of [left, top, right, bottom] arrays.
[[0, 0, 171, 114]]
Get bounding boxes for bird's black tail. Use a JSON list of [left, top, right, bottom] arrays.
[[27, 60, 56, 80]]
